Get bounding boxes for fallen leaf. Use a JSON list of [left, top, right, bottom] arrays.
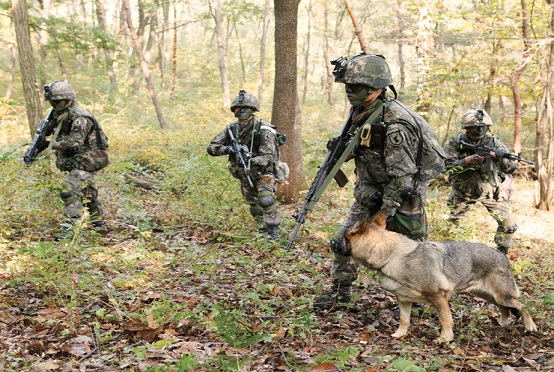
[[311, 362, 338, 371]]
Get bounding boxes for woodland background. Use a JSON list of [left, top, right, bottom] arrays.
[[0, 0, 553, 371]]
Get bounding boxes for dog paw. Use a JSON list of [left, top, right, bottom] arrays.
[[391, 330, 407, 338], [435, 334, 454, 343]]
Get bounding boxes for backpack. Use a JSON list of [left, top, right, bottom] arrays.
[[385, 101, 447, 182], [68, 104, 110, 172], [252, 120, 289, 184]]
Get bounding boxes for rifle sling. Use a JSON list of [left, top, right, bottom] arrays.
[[46, 113, 66, 157], [304, 103, 386, 214]]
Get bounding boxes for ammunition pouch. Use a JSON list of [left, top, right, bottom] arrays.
[[274, 160, 289, 184], [73, 150, 109, 172], [359, 122, 387, 150], [386, 191, 427, 240]]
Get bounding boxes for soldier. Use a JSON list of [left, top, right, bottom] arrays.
[[314, 53, 446, 309], [207, 90, 286, 242], [444, 108, 518, 254], [42, 81, 110, 240]]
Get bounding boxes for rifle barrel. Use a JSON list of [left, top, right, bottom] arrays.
[[285, 221, 304, 250]]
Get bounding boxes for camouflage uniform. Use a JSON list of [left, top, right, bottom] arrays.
[[207, 91, 281, 240], [444, 110, 517, 253], [316, 53, 446, 308], [331, 100, 446, 286], [43, 81, 109, 238]]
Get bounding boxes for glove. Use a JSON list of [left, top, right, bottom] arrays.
[[60, 143, 79, 156], [330, 237, 350, 256], [382, 199, 399, 217], [464, 154, 484, 165], [224, 145, 236, 155]]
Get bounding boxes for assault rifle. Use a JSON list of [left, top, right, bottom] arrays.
[[459, 140, 535, 187], [285, 103, 385, 250], [459, 141, 534, 165], [227, 126, 255, 188], [20, 108, 54, 172]]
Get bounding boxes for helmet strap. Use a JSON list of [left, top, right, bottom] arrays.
[[388, 85, 398, 99]]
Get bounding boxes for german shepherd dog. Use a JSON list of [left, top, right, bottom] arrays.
[[342, 209, 538, 342]]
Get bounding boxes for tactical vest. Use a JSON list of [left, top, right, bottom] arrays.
[[357, 100, 447, 182], [68, 104, 109, 150], [230, 118, 285, 162]]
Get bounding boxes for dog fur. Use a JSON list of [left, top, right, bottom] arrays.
[[344, 209, 538, 341]]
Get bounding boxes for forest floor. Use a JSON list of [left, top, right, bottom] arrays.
[[1, 177, 553, 371]]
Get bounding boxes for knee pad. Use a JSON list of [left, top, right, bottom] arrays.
[[504, 223, 518, 234], [258, 190, 275, 208]]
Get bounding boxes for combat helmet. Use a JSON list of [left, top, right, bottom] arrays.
[[461, 108, 492, 128], [333, 52, 393, 88], [44, 80, 76, 101], [230, 90, 260, 112]]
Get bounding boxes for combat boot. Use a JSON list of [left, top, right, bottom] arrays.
[[266, 225, 280, 242], [312, 280, 352, 310], [92, 220, 108, 234], [497, 245, 509, 255], [55, 220, 77, 241]]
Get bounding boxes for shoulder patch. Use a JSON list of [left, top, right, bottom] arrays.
[[387, 129, 404, 146]]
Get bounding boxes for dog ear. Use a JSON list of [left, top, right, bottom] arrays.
[[370, 209, 388, 228]]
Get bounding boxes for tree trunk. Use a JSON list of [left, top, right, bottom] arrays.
[[95, 0, 118, 94], [510, 0, 531, 154], [394, 0, 406, 100], [257, 0, 271, 103], [323, 2, 334, 105], [273, 0, 303, 204], [212, 0, 230, 108], [344, 0, 367, 53], [535, 0, 554, 210], [414, 0, 434, 115], [5, 46, 16, 100], [144, 0, 159, 65], [36, 0, 50, 87], [301, 1, 313, 105], [170, 0, 177, 93], [158, 0, 170, 87], [12, 0, 43, 136], [233, 20, 246, 84], [122, 0, 167, 129]]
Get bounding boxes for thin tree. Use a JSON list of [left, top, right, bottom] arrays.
[[301, 1, 313, 105], [12, 0, 43, 135], [534, 0, 554, 210], [344, 0, 368, 53], [323, 2, 334, 105], [257, 0, 271, 102], [509, 0, 531, 154], [211, 0, 230, 108], [414, 0, 434, 115], [273, 0, 303, 203], [170, 0, 177, 92], [5, 46, 16, 100], [394, 0, 406, 100], [95, 0, 118, 94], [122, 0, 167, 129]]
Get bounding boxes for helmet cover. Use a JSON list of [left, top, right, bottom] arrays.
[[44, 80, 76, 101], [461, 108, 492, 128], [230, 90, 260, 112], [340, 53, 393, 88]]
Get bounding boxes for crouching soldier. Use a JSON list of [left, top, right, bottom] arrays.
[[207, 90, 288, 242]]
